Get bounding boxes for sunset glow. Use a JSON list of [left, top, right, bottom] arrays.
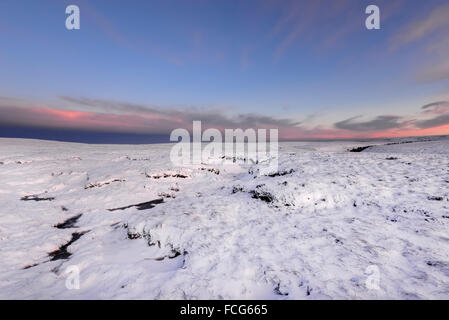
[[0, 0, 448, 142]]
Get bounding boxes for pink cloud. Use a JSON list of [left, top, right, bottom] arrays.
[[1, 96, 449, 141]]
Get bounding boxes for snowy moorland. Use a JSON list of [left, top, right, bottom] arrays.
[[0, 136, 448, 299]]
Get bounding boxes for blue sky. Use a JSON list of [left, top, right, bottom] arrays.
[[1, 0, 449, 142]]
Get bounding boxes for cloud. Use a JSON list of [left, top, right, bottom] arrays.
[[0, 95, 22, 102], [421, 100, 449, 115], [270, 0, 406, 59], [0, 105, 157, 134], [334, 112, 449, 138], [387, 2, 449, 83], [416, 58, 449, 83], [385, 2, 449, 83], [271, 0, 363, 59], [390, 3, 449, 49], [334, 115, 406, 132], [415, 114, 449, 129], [0, 96, 302, 138], [414, 100, 449, 129], [59, 96, 302, 129], [422, 101, 449, 109], [2, 95, 448, 141]]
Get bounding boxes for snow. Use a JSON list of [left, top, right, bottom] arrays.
[[0, 136, 449, 299]]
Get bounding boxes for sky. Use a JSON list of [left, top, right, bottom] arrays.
[[1, 0, 449, 143]]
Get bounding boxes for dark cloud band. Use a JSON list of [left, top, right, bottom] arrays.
[[334, 115, 405, 132]]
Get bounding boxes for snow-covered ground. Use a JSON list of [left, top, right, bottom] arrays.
[[0, 136, 448, 299]]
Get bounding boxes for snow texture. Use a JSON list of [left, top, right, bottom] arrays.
[[0, 136, 449, 299]]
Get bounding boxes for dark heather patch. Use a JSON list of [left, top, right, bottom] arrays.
[[385, 140, 431, 146], [110, 222, 121, 230], [274, 283, 289, 296], [426, 261, 449, 269], [158, 192, 176, 199], [21, 195, 55, 201], [153, 250, 185, 261], [199, 167, 220, 175], [23, 263, 39, 270], [126, 156, 150, 161], [268, 169, 295, 177], [168, 250, 182, 259], [55, 214, 83, 229], [127, 230, 141, 239], [48, 231, 89, 261], [108, 198, 164, 211], [349, 139, 433, 153], [151, 173, 188, 179], [428, 196, 444, 201], [232, 186, 244, 194], [306, 286, 313, 296], [250, 189, 274, 203], [349, 146, 372, 152]]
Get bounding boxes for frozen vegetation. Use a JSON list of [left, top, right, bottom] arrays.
[[0, 136, 448, 299]]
